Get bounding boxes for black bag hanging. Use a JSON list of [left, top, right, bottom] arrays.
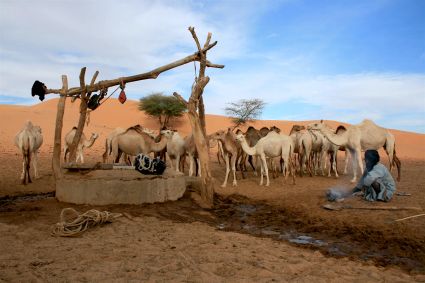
[[134, 154, 166, 175], [87, 94, 101, 110], [31, 80, 47, 101]]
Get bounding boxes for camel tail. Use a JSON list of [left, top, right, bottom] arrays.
[[22, 138, 32, 185], [393, 145, 401, 182]]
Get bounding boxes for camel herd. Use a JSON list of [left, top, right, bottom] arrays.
[[14, 119, 401, 186]]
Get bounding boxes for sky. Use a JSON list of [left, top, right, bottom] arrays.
[[0, 0, 424, 133]]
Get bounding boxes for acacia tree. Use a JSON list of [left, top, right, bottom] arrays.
[[139, 93, 187, 128], [225, 98, 266, 129]]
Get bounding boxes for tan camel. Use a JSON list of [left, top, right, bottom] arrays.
[[184, 134, 201, 177], [111, 127, 174, 163], [166, 130, 186, 173], [307, 120, 401, 182], [14, 121, 43, 184], [335, 125, 350, 175], [236, 131, 295, 186], [289, 125, 305, 175], [210, 129, 243, 187], [102, 125, 156, 164], [64, 127, 99, 163]]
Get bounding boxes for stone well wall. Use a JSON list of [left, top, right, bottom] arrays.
[[56, 169, 187, 205]]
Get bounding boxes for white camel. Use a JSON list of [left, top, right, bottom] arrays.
[[64, 127, 99, 163], [236, 131, 295, 187], [14, 121, 43, 184], [307, 120, 401, 183], [166, 131, 186, 173], [111, 127, 174, 162]]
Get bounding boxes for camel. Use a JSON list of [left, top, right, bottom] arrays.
[[210, 128, 244, 187], [184, 134, 201, 177], [14, 121, 43, 184], [335, 125, 350, 175], [307, 120, 401, 183], [111, 127, 174, 163], [297, 130, 313, 177], [166, 130, 186, 173], [103, 127, 126, 163], [289, 125, 305, 174], [64, 127, 99, 163], [236, 131, 295, 186], [102, 125, 156, 164]]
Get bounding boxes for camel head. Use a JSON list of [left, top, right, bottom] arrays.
[[235, 133, 245, 144], [209, 130, 225, 141], [259, 127, 270, 137], [306, 121, 326, 131], [270, 126, 281, 133], [90, 133, 99, 140], [34, 126, 42, 134], [160, 129, 174, 139], [290, 125, 305, 133]]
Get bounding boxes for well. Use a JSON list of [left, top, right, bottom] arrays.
[[56, 167, 186, 205]]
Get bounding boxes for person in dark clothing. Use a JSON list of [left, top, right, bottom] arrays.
[[352, 149, 396, 202]]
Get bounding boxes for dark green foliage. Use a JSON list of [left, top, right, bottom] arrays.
[[139, 93, 187, 128]]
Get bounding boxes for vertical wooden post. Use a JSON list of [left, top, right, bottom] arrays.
[[52, 75, 68, 179], [68, 68, 99, 162]]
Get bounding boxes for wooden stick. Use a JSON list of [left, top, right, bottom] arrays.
[[395, 213, 425, 222], [345, 206, 422, 211], [323, 203, 422, 211], [52, 75, 68, 179], [44, 42, 224, 97]]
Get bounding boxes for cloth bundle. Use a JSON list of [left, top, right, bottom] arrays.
[[134, 154, 166, 175]]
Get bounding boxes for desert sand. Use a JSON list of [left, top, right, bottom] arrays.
[[0, 98, 424, 282]]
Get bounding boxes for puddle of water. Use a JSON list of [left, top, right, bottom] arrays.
[[214, 201, 424, 273], [0, 192, 55, 206]]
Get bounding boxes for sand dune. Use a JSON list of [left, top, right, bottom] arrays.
[[1, 98, 424, 160]]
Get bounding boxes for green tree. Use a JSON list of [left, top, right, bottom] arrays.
[[139, 93, 187, 128], [225, 98, 266, 129]]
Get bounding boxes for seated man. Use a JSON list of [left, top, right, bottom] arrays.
[[353, 149, 396, 202]]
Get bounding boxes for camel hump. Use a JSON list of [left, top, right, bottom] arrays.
[[124, 124, 144, 134], [335, 125, 346, 133]]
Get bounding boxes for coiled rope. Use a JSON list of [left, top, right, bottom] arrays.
[[51, 208, 122, 237]]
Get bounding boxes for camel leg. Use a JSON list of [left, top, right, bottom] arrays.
[[166, 153, 174, 170], [33, 151, 39, 179], [262, 154, 270, 187], [21, 156, 26, 181], [80, 150, 84, 164], [188, 153, 194, 177], [231, 153, 237, 187], [259, 157, 264, 186], [176, 155, 181, 173], [221, 153, 230, 188], [197, 158, 201, 177], [343, 151, 349, 175]]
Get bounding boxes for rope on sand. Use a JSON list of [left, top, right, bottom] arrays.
[[51, 208, 122, 237]]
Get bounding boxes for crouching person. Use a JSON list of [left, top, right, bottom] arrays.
[[353, 149, 396, 202]]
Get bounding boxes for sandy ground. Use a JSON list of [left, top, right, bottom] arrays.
[[1, 98, 425, 282]]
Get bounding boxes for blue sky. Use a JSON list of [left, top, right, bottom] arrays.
[[0, 0, 424, 132]]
